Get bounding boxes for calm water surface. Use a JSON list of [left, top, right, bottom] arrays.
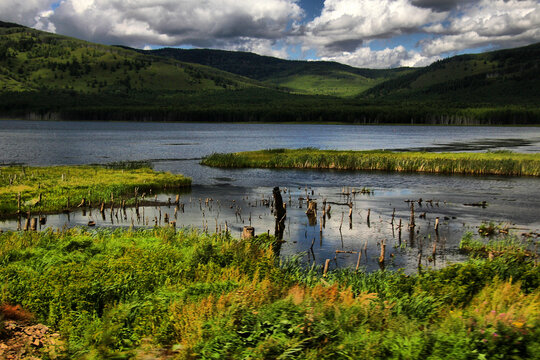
[[1, 120, 539, 271]]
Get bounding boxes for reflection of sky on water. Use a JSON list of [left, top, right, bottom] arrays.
[[1, 121, 540, 171], [1, 184, 537, 273], [1, 121, 538, 272]]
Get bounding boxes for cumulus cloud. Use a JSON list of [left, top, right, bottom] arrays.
[[0, 0, 57, 26], [411, 0, 474, 12], [31, 0, 303, 49], [321, 45, 439, 68], [225, 39, 289, 58], [2, 0, 540, 68], [300, 0, 442, 55], [420, 0, 540, 55], [300, 0, 540, 68]]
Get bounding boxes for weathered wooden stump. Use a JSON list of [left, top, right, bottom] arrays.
[[323, 259, 331, 277], [273, 187, 286, 241], [306, 200, 317, 216], [30, 218, 38, 231], [242, 226, 255, 240], [78, 198, 87, 208]]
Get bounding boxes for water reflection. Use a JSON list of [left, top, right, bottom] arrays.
[[2, 183, 537, 273]]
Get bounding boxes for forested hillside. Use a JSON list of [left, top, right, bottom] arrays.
[[0, 21, 538, 124]]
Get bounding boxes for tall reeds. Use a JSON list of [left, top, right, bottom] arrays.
[[202, 149, 540, 176]]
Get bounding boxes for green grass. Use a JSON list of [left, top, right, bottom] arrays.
[[460, 232, 536, 259], [202, 149, 540, 176], [2, 22, 540, 124], [264, 73, 382, 97], [0, 228, 537, 359], [0, 24, 260, 94], [0, 165, 191, 217]]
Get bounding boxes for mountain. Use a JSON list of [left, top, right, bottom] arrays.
[[364, 43, 540, 105], [136, 47, 411, 97], [0, 21, 538, 124], [0, 21, 261, 94]]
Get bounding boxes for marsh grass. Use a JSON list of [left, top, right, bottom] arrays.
[[0, 228, 537, 359], [460, 232, 537, 260], [0, 165, 191, 217], [202, 149, 540, 176]]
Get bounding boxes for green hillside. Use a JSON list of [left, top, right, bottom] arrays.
[[0, 21, 261, 94], [365, 43, 540, 106], [138, 47, 411, 97], [0, 21, 538, 124]]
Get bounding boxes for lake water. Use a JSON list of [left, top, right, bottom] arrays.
[[1, 120, 539, 272]]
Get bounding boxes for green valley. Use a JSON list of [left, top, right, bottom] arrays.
[[0, 21, 539, 124]]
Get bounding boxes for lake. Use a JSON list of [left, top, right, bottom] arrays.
[[1, 120, 539, 272]]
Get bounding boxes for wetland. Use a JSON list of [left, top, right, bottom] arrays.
[[0, 120, 539, 359]]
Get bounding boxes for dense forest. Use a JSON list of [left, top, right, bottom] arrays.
[[0, 21, 539, 124]]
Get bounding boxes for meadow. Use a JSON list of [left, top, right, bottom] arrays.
[[0, 164, 191, 218], [0, 227, 537, 359], [202, 149, 540, 176]]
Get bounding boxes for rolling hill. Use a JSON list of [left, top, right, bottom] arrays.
[[364, 43, 540, 106], [136, 47, 411, 97], [0, 20, 538, 124], [0, 21, 262, 94]]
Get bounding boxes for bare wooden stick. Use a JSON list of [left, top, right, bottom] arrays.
[[398, 218, 402, 244], [409, 202, 415, 228], [379, 240, 386, 264], [323, 259, 330, 276], [355, 251, 362, 272]]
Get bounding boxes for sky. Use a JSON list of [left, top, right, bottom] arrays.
[[1, 0, 539, 68]]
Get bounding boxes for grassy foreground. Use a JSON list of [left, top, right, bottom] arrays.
[[0, 164, 191, 217], [0, 228, 538, 359], [202, 149, 540, 176]]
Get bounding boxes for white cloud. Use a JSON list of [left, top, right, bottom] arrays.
[[321, 45, 440, 68], [301, 0, 442, 55], [1, 0, 540, 68], [32, 0, 303, 49], [300, 0, 540, 68], [0, 0, 57, 26], [420, 0, 540, 55], [225, 39, 289, 58]]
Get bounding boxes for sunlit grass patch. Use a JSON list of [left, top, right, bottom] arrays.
[[0, 228, 537, 359], [0, 165, 191, 217], [202, 149, 540, 176]]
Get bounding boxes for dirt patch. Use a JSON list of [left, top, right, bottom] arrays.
[[0, 320, 66, 359], [0, 304, 66, 360]]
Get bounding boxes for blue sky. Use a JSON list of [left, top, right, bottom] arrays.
[[1, 0, 539, 68]]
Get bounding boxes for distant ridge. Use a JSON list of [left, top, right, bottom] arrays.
[[135, 47, 411, 97], [364, 42, 540, 105], [0, 22, 539, 124]]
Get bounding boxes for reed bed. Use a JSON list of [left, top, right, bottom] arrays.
[[0, 165, 191, 217], [202, 149, 540, 176], [0, 228, 537, 359]]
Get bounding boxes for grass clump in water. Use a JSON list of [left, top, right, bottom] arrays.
[[0, 165, 191, 217], [202, 149, 540, 176], [0, 229, 537, 359]]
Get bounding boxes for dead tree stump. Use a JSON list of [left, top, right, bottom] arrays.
[[242, 226, 255, 240]]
